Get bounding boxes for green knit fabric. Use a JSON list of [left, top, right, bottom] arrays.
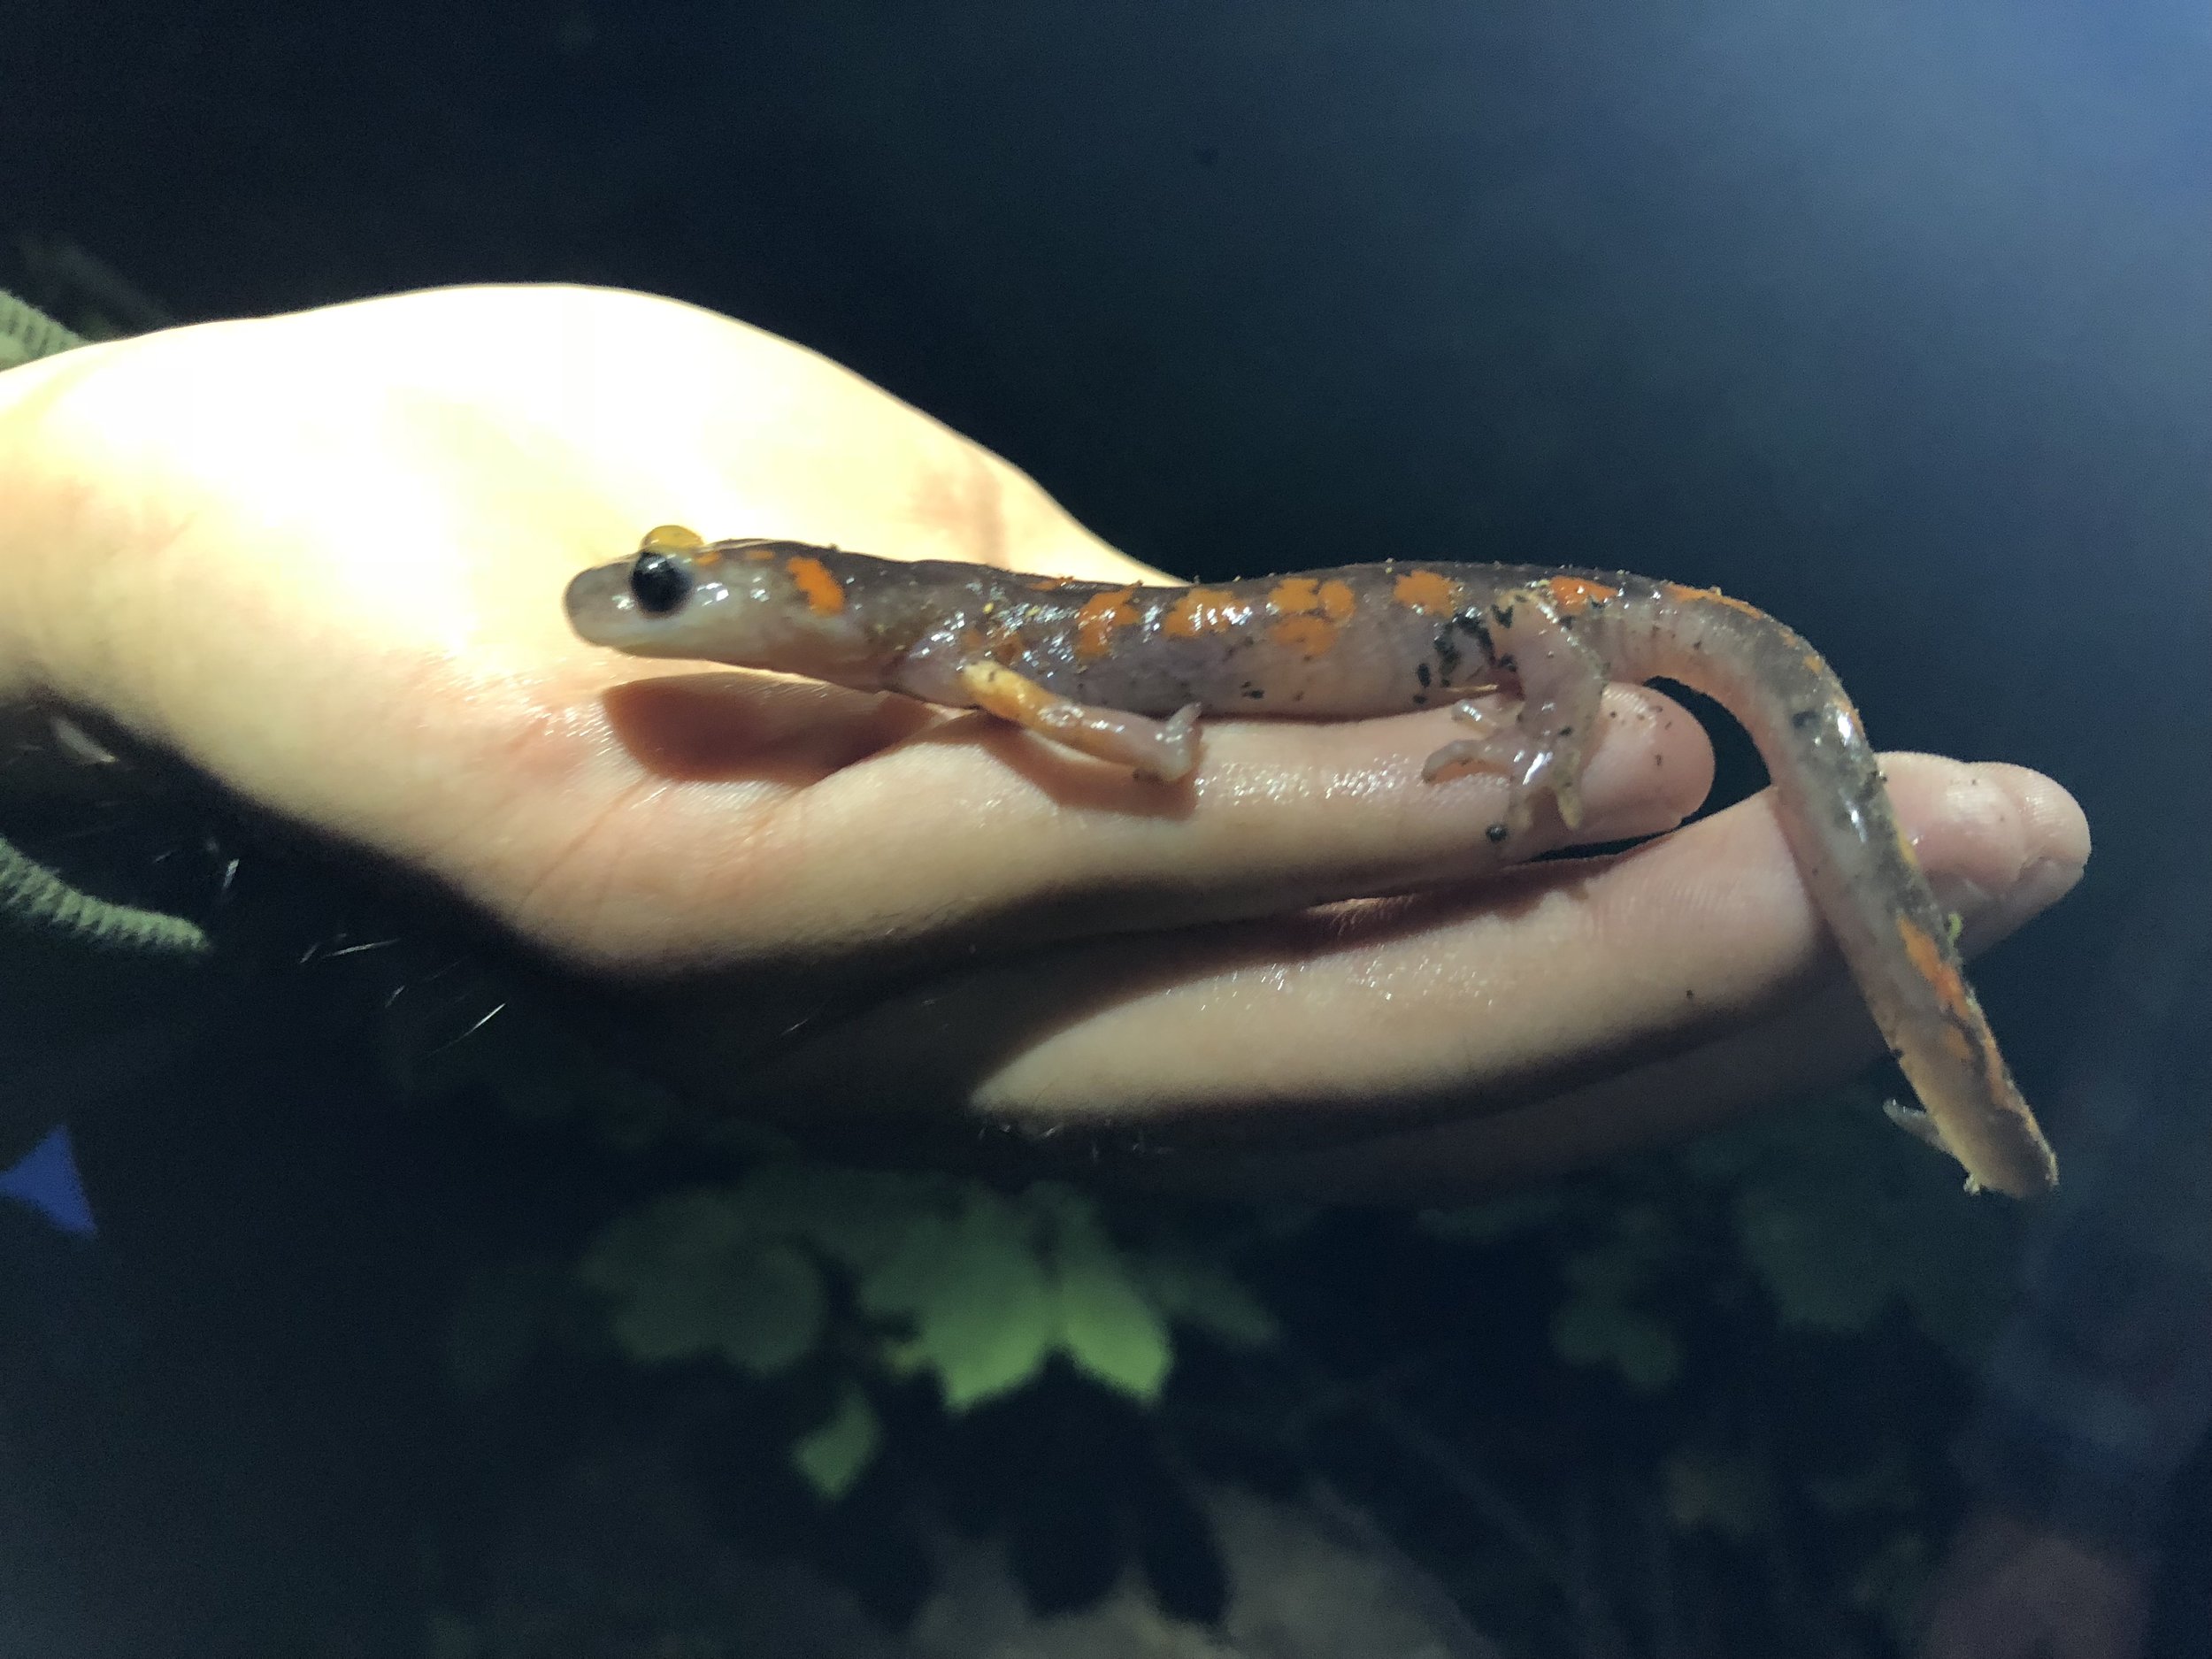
[[0, 291, 211, 957], [0, 288, 87, 367], [0, 836, 211, 956]]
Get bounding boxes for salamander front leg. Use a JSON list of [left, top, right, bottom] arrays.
[[1419, 587, 1607, 833], [956, 661, 1201, 781]]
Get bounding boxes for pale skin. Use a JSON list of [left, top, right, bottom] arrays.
[[0, 285, 2091, 1194]]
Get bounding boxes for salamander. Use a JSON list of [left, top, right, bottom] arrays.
[[565, 525, 2060, 1198]]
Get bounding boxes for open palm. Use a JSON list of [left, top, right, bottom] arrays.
[[0, 285, 2087, 1194]]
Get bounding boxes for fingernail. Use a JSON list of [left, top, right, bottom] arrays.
[[1933, 855, 2083, 945]]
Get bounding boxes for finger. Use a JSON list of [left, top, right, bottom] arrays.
[[670, 758, 2086, 1197], [11, 288, 1688, 978], [1140, 761, 2092, 1201], [503, 677, 1714, 970]]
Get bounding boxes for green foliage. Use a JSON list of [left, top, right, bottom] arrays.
[[1682, 1091, 2023, 1362], [432, 1072, 1283, 1499], [1663, 1447, 1774, 1540], [1548, 1202, 1686, 1392], [792, 1383, 882, 1501], [0, 288, 87, 368], [392, 979, 1274, 1483], [591, 1166, 1273, 1490], [855, 1181, 1058, 1409], [565, 1165, 1213, 1418], [1425, 1088, 2023, 1389], [573, 1167, 1275, 1492], [1550, 1294, 1683, 1394], [417, 968, 2009, 1649], [1049, 1199, 1173, 1401], [1411, 1087, 2024, 1652], [586, 1168, 1248, 1425], [582, 1194, 827, 1377], [1130, 1249, 1280, 1351]]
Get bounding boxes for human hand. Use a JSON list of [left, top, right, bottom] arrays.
[[0, 285, 2089, 1189], [1919, 1507, 2150, 1659]]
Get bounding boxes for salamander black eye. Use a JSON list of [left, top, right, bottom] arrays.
[[629, 551, 693, 615]]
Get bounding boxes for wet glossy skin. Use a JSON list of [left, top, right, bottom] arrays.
[[566, 527, 2059, 1198]]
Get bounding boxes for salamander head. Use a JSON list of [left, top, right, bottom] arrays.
[[565, 527, 885, 689]]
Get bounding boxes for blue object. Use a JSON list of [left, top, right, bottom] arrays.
[[0, 1126, 96, 1237]]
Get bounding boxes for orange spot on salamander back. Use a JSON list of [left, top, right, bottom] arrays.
[[1541, 575, 1622, 612], [1269, 614, 1340, 658], [1269, 577, 1357, 621], [1391, 570, 1462, 615], [784, 555, 847, 616], [1164, 588, 1256, 637], [1076, 588, 1142, 659]]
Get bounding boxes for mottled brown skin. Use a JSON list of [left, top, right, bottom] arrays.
[[565, 530, 2058, 1198]]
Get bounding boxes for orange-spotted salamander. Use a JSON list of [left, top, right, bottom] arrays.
[[565, 525, 2059, 1197]]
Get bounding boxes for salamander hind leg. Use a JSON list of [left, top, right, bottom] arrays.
[[956, 661, 1200, 781], [1419, 588, 1607, 833]]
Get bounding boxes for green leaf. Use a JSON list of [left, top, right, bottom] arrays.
[[793, 1384, 883, 1501], [1732, 1180, 1891, 1333], [858, 1187, 1056, 1410], [734, 1163, 951, 1278], [1051, 1210, 1172, 1401], [703, 1243, 827, 1376], [1539, 1206, 1686, 1392], [1663, 1448, 1773, 1539], [855, 1207, 953, 1320], [1701, 1094, 2023, 1359], [581, 1189, 827, 1377], [1136, 1255, 1280, 1350], [876, 1334, 932, 1379], [932, 1217, 1056, 1409], [1550, 1295, 1682, 1392]]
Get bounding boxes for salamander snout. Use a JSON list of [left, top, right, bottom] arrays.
[[565, 529, 887, 689], [565, 525, 728, 654]]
